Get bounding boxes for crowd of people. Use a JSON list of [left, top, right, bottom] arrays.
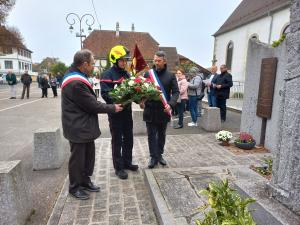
[[61, 46, 233, 200]]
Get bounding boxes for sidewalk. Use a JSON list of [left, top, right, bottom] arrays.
[[48, 133, 275, 225]]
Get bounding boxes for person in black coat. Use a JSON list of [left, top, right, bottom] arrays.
[[20, 70, 32, 99], [140, 51, 179, 168], [40, 74, 50, 98], [62, 49, 123, 200], [215, 64, 233, 122], [101, 45, 139, 180]]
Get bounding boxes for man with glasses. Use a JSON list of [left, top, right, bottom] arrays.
[[62, 49, 123, 200], [101, 45, 139, 180]]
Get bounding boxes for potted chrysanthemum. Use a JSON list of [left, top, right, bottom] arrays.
[[234, 132, 256, 150], [215, 130, 233, 146]]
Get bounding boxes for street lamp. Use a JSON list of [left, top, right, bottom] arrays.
[[66, 13, 95, 49]]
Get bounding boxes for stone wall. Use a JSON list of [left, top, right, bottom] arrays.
[[269, 0, 300, 215], [241, 39, 287, 152]]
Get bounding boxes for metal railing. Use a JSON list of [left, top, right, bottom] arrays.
[[230, 81, 244, 99]]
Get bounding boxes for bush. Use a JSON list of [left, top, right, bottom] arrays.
[[196, 179, 256, 225], [272, 34, 286, 48], [232, 92, 244, 99]]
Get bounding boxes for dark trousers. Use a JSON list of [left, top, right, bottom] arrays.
[[108, 111, 133, 171], [146, 122, 168, 160], [42, 88, 48, 97], [21, 84, 30, 99], [68, 141, 95, 192], [216, 98, 227, 121], [51, 86, 57, 97], [176, 99, 187, 126]]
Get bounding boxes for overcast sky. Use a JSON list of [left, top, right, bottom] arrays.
[[7, 0, 242, 67]]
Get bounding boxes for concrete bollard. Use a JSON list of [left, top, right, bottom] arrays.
[[200, 107, 221, 132], [33, 127, 65, 170], [0, 160, 33, 225], [132, 109, 147, 135]]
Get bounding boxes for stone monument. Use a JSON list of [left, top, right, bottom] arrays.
[[268, 0, 300, 215]]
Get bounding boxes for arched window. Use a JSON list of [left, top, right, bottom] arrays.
[[281, 24, 290, 35], [226, 41, 233, 70]]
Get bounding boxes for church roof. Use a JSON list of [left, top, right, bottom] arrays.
[[214, 0, 290, 36]]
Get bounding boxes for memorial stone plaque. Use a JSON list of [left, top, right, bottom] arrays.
[[257, 58, 278, 118]]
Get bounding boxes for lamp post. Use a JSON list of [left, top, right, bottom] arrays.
[[66, 13, 95, 49]]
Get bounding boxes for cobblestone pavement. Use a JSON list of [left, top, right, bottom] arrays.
[[54, 133, 270, 225]]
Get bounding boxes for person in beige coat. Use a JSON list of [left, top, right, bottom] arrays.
[[174, 68, 188, 129]]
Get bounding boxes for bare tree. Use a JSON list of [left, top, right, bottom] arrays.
[[7, 25, 24, 44], [0, 0, 16, 25]]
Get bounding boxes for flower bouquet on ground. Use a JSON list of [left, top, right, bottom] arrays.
[[109, 76, 161, 105], [215, 130, 233, 146], [234, 132, 256, 150]]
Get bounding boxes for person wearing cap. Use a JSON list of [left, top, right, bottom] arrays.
[[100, 45, 139, 180], [61, 49, 123, 200]]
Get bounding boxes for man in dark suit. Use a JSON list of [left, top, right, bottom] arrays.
[[140, 51, 179, 168], [215, 64, 233, 122], [61, 49, 123, 200]]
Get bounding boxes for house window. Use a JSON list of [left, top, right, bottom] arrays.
[[5, 61, 13, 69], [226, 41, 233, 70], [3, 47, 13, 54], [19, 61, 21, 69], [22, 62, 24, 69]]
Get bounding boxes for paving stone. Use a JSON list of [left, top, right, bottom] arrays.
[[109, 215, 123, 225], [124, 207, 139, 220], [109, 204, 122, 215], [76, 206, 92, 220], [92, 210, 107, 222], [74, 218, 89, 225]]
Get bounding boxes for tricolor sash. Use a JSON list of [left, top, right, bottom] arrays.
[[148, 69, 172, 117], [61, 72, 92, 90]]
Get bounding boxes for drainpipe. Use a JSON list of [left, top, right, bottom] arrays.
[[268, 11, 274, 44]]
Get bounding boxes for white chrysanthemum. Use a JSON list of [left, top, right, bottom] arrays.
[[215, 130, 232, 141], [130, 76, 135, 80], [144, 83, 150, 88], [128, 80, 135, 86], [114, 84, 118, 89]]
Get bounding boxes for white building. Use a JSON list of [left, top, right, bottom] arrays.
[[0, 26, 36, 77], [213, 0, 290, 82]]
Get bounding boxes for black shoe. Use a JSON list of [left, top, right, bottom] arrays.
[[124, 164, 139, 171], [148, 158, 158, 169], [69, 189, 89, 200], [115, 170, 128, 179], [174, 125, 183, 129], [158, 157, 167, 166], [81, 182, 100, 192]]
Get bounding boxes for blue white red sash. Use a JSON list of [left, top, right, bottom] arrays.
[[148, 69, 171, 117], [61, 72, 92, 89]]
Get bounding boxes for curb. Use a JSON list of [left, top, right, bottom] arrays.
[[46, 176, 69, 225], [144, 170, 188, 225]]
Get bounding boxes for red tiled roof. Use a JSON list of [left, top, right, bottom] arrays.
[[214, 0, 290, 36], [83, 30, 159, 60], [0, 26, 31, 51], [159, 47, 179, 72]]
